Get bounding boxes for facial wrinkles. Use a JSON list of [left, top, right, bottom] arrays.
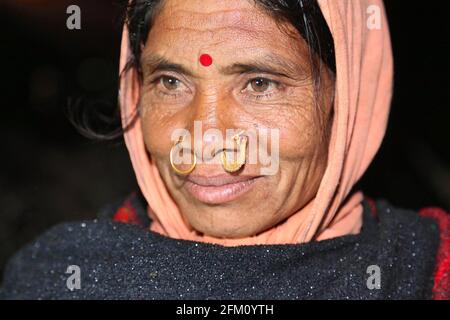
[[159, 4, 267, 34], [144, 4, 324, 151], [143, 14, 313, 130], [148, 4, 310, 75], [150, 5, 261, 59]]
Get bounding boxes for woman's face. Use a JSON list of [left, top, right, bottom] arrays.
[[140, 0, 334, 238]]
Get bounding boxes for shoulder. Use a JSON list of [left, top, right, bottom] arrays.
[[0, 218, 150, 299], [367, 199, 449, 299], [417, 207, 449, 300]]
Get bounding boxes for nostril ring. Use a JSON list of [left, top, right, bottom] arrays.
[[221, 130, 248, 173], [169, 136, 197, 175]]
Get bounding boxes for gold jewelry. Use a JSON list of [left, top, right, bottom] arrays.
[[221, 130, 248, 173], [169, 136, 196, 175]]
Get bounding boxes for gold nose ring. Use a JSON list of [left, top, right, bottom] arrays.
[[169, 136, 197, 175], [221, 130, 248, 173]]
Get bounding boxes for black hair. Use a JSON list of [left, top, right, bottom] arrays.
[[70, 0, 335, 140]]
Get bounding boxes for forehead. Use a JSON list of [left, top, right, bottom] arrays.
[[144, 0, 308, 62], [159, 0, 266, 31]]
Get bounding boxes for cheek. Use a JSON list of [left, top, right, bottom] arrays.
[[279, 108, 321, 160], [139, 95, 179, 159], [140, 81, 326, 164], [251, 91, 323, 161]]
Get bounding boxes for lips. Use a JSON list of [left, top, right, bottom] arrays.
[[184, 174, 262, 204]]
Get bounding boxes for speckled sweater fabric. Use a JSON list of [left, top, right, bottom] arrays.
[[0, 194, 443, 300]]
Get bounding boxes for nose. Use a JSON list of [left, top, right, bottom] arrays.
[[186, 90, 235, 160]]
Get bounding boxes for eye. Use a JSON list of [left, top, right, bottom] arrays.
[[160, 76, 181, 90], [246, 78, 277, 93]]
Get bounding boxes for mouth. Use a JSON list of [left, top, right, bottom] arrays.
[[184, 174, 263, 205]]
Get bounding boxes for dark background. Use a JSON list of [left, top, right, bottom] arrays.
[[0, 0, 449, 279]]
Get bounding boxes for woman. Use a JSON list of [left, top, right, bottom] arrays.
[[1, 0, 448, 299]]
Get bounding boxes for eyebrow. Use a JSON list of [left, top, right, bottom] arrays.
[[220, 54, 304, 79], [141, 53, 194, 77], [141, 52, 304, 79]]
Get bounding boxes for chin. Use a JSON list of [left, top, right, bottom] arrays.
[[184, 205, 269, 238]]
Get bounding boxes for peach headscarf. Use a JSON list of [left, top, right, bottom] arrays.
[[118, 0, 393, 245]]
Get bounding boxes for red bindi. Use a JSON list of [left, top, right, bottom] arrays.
[[199, 54, 213, 67]]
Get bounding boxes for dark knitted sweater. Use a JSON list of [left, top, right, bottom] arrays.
[[1, 193, 448, 300]]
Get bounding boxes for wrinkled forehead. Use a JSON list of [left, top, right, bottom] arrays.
[[155, 0, 268, 31], [145, 0, 307, 57]]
